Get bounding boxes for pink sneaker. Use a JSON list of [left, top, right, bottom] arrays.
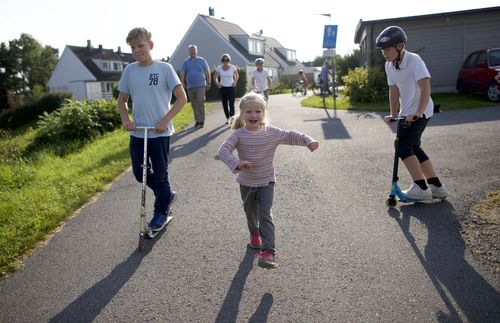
[[249, 231, 262, 249], [256, 250, 277, 269]]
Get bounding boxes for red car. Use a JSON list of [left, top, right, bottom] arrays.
[[456, 48, 500, 102]]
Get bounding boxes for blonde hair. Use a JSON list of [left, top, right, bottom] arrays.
[[126, 27, 152, 45], [230, 92, 268, 130]]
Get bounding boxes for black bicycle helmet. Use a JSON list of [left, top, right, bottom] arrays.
[[375, 26, 407, 49]]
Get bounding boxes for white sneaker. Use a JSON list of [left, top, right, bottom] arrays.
[[428, 183, 449, 199], [402, 183, 432, 200]]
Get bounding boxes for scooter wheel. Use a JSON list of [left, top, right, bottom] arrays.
[[386, 197, 397, 207], [138, 232, 145, 252]]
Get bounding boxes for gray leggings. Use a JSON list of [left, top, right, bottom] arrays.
[[240, 183, 275, 252]]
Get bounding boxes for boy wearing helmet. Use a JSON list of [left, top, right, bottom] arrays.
[[251, 58, 272, 100], [376, 26, 448, 200]]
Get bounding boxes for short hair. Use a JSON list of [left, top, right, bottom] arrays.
[[126, 27, 152, 45], [188, 44, 198, 50], [221, 53, 231, 62]]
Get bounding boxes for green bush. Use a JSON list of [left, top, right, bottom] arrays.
[[27, 99, 121, 156], [342, 67, 387, 103], [269, 81, 289, 94], [0, 92, 72, 129]]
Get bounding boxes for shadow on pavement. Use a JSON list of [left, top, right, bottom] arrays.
[[248, 293, 274, 323], [215, 246, 261, 323], [170, 124, 228, 160], [388, 202, 500, 322], [48, 229, 166, 323], [304, 107, 351, 140]]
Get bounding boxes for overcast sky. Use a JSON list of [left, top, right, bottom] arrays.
[[1, 0, 498, 61]]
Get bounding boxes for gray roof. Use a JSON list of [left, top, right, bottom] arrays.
[[355, 6, 500, 43], [68, 45, 135, 82], [200, 14, 296, 68]]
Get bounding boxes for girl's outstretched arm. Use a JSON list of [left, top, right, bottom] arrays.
[[307, 141, 319, 152]]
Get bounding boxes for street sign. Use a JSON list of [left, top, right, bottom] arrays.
[[323, 25, 338, 49]]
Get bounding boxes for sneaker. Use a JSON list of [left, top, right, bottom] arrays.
[[149, 212, 167, 231], [402, 183, 432, 200], [256, 250, 277, 269], [428, 183, 449, 199], [249, 231, 262, 249]]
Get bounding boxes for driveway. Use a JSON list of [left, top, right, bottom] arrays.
[[1, 94, 499, 322]]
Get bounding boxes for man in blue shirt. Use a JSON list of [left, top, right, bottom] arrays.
[[180, 44, 211, 128]]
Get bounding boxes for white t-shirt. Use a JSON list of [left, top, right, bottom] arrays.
[[251, 69, 270, 91], [385, 51, 434, 118], [118, 61, 181, 138], [216, 64, 237, 87]]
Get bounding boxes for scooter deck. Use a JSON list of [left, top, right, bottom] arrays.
[[146, 214, 173, 239], [399, 197, 445, 204]]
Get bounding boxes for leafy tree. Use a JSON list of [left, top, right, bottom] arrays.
[[0, 33, 58, 112]]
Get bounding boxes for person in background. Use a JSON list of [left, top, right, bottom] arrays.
[[298, 70, 308, 94], [251, 58, 272, 101], [180, 44, 211, 128], [214, 53, 239, 124]]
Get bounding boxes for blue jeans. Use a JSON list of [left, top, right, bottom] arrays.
[[130, 135, 172, 215]]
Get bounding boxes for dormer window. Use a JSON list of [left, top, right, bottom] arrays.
[[248, 38, 264, 55], [102, 60, 124, 71]]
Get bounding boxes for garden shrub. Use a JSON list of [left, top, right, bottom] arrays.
[[27, 98, 121, 156], [0, 92, 72, 129], [342, 67, 387, 103]]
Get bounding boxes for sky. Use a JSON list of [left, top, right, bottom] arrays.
[[1, 0, 498, 62]]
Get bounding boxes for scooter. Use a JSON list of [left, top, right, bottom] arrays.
[[136, 127, 173, 251], [386, 117, 443, 207]]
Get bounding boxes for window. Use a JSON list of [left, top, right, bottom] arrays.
[[464, 52, 479, 68], [101, 82, 114, 99], [248, 38, 264, 55]]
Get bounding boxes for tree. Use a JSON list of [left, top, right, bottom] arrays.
[[0, 33, 58, 112]]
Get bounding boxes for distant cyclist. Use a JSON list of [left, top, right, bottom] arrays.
[[298, 70, 308, 94]]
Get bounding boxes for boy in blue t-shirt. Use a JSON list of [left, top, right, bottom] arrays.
[[118, 27, 187, 231]]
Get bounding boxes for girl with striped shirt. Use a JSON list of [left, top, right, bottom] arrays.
[[218, 92, 319, 268]]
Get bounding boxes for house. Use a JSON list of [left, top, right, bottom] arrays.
[[354, 6, 500, 92], [168, 10, 307, 88], [48, 41, 135, 100]]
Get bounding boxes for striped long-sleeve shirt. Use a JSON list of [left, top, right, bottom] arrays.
[[218, 125, 316, 187]]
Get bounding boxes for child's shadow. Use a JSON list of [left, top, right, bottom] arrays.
[[215, 246, 273, 323], [388, 202, 500, 322]]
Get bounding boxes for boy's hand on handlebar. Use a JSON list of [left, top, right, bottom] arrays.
[[123, 120, 136, 131], [383, 115, 394, 124], [406, 114, 420, 123]]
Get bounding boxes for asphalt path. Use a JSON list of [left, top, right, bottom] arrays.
[[1, 94, 499, 322]]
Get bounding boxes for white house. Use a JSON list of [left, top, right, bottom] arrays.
[[168, 11, 307, 88], [48, 41, 135, 100]]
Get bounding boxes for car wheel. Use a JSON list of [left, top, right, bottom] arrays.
[[486, 82, 500, 102]]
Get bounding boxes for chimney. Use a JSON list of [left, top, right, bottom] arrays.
[[98, 44, 103, 52], [208, 6, 214, 16], [87, 40, 92, 48], [259, 30, 263, 35], [117, 46, 122, 55]]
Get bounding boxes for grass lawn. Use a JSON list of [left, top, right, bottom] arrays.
[[301, 91, 499, 112], [0, 102, 206, 277]]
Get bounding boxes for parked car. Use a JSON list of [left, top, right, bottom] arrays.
[[456, 48, 500, 102]]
